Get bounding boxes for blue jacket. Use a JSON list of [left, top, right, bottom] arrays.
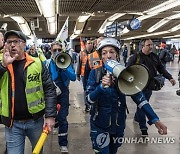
[[86, 67, 159, 133]]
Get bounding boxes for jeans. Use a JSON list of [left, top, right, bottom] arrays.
[[5, 117, 44, 154], [134, 89, 152, 130], [57, 90, 69, 146]]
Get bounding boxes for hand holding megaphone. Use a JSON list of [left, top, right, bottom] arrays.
[[104, 60, 149, 95], [102, 71, 112, 88]]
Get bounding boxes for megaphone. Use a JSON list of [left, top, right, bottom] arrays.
[[55, 52, 72, 69], [105, 60, 149, 95]]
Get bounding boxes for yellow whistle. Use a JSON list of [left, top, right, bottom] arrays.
[[32, 126, 49, 154]]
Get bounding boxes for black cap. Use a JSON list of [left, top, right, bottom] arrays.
[[4, 30, 26, 42]]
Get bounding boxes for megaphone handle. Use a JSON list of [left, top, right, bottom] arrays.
[[104, 71, 110, 88]]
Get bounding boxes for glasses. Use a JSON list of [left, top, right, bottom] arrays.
[[53, 49, 62, 52], [6, 39, 25, 45], [145, 44, 153, 47]]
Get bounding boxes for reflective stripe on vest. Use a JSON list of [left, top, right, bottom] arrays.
[[88, 51, 102, 69]]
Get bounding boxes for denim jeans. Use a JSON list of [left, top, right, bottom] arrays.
[[134, 89, 152, 130], [5, 117, 44, 154]]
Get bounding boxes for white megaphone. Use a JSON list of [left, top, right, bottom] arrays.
[[105, 60, 149, 95], [55, 52, 72, 69]]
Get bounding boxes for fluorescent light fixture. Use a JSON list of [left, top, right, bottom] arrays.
[[98, 20, 113, 33], [147, 13, 180, 33], [137, 13, 158, 21], [108, 13, 125, 21], [18, 22, 32, 36], [74, 29, 81, 35], [169, 24, 180, 32], [167, 13, 180, 19], [47, 22, 57, 35], [98, 13, 125, 34], [47, 16, 56, 23], [124, 31, 169, 40], [163, 34, 180, 38], [147, 19, 169, 33], [144, 0, 180, 15], [78, 15, 91, 22], [11, 16, 25, 24], [11, 16, 32, 36], [120, 27, 130, 34], [36, 0, 55, 18], [70, 33, 78, 39]]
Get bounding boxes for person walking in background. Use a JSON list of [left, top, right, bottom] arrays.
[[122, 44, 128, 66], [28, 45, 38, 57], [0, 31, 4, 61], [0, 30, 57, 154], [178, 48, 180, 64], [127, 38, 176, 137], [86, 37, 167, 154], [76, 39, 94, 112], [45, 41, 76, 153]]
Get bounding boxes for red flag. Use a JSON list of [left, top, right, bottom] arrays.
[[80, 37, 85, 51]]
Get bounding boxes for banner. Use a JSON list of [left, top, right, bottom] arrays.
[[80, 37, 85, 51], [56, 17, 69, 50]]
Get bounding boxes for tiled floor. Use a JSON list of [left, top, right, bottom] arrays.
[[0, 57, 180, 154]]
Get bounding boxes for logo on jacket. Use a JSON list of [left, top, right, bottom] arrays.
[[96, 132, 110, 148], [28, 73, 40, 83]]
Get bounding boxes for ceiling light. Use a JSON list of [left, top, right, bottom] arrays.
[[169, 24, 180, 32], [11, 16, 25, 24], [144, 0, 180, 15], [124, 31, 169, 40], [147, 13, 180, 33], [78, 15, 91, 22], [98, 13, 125, 34], [70, 33, 78, 39], [18, 22, 32, 36], [47, 22, 57, 35], [163, 34, 180, 38], [108, 13, 125, 21], [137, 13, 158, 21], [36, 0, 55, 18], [147, 19, 169, 33]]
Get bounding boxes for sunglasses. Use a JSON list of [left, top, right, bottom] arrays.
[[53, 49, 62, 52]]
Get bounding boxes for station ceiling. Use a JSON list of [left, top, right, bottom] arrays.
[[0, 0, 180, 41]]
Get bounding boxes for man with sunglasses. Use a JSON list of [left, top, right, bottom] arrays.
[[0, 30, 57, 154], [45, 41, 76, 153]]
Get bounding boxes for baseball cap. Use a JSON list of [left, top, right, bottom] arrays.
[[4, 30, 26, 42]]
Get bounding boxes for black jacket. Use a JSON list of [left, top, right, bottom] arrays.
[[127, 51, 173, 90]]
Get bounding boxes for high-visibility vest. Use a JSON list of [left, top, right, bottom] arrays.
[[0, 55, 45, 118], [79, 50, 88, 76], [88, 51, 102, 70]]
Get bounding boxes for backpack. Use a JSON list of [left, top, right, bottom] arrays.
[[164, 50, 173, 62]]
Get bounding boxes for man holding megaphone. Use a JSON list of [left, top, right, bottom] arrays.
[[86, 37, 167, 154], [45, 41, 76, 153]]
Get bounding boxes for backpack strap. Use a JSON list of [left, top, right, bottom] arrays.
[[95, 67, 103, 83], [135, 52, 140, 64]]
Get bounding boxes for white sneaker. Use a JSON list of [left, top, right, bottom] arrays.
[[52, 128, 58, 135], [60, 146, 69, 153]]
